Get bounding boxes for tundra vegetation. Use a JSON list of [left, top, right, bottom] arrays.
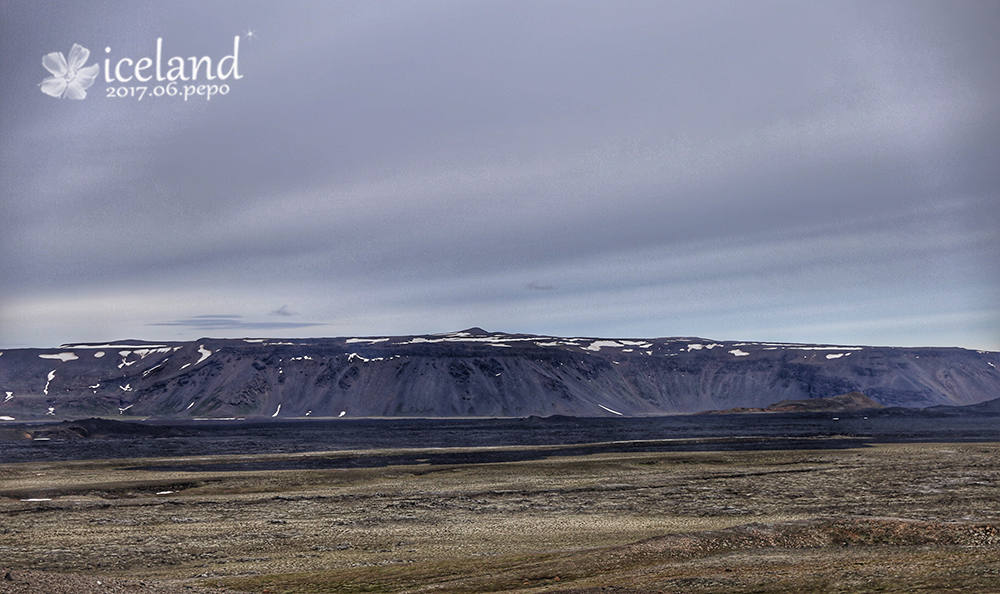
[[2, 440, 999, 593]]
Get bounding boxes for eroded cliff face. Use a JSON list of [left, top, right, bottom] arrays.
[[0, 329, 997, 419]]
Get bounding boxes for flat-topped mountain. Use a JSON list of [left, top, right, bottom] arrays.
[[0, 330, 997, 419]]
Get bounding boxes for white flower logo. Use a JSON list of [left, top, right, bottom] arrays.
[[40, 44, 100, 100]]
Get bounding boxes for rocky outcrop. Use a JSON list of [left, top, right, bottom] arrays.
[[0, 330, 997, 419]]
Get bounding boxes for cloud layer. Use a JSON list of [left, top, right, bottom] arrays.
[[1, 1, 997, 349]]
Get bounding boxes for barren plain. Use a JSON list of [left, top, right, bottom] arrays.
[[2, 440, 999, 593]]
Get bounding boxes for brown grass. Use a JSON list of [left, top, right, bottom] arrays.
[[2, 442, 999, 593]]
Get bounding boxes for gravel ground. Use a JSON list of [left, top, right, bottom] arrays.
[[0, 569, 240, 594], [1, 441, 999, 593]]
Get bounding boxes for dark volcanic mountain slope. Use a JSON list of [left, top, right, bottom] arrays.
[[0, 330, 997, 419]]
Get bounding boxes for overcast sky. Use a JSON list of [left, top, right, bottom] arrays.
[[1, 0, 997, 350]]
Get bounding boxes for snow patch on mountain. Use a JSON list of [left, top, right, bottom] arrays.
[[687, 343, 723, 351], [65, 344, 168, 349], [598, 404, 623, 415], [585, 340, 625, 352], [39, 352, 79, 362], [196, 346, 213, 365], [789, 346, 864, 351]]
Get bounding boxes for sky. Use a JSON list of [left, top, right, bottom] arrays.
[[1, 0, 998, 350]]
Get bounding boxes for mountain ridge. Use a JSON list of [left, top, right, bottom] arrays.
[[0, 330, 997, 420]]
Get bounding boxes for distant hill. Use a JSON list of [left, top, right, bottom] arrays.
[[702, 391, 886, 414], [767, 391, 885, 412], [0, 330, 997, 419]]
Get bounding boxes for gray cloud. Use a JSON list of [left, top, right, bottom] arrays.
[[527, 282, 557, 292], [1, 1, 997, 350], [151, 315, 321, 332]]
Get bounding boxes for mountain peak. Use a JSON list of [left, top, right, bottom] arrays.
[[458, 327, 490, 336]]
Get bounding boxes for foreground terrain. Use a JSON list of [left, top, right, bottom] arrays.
[[2, 441, 999, 593]]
